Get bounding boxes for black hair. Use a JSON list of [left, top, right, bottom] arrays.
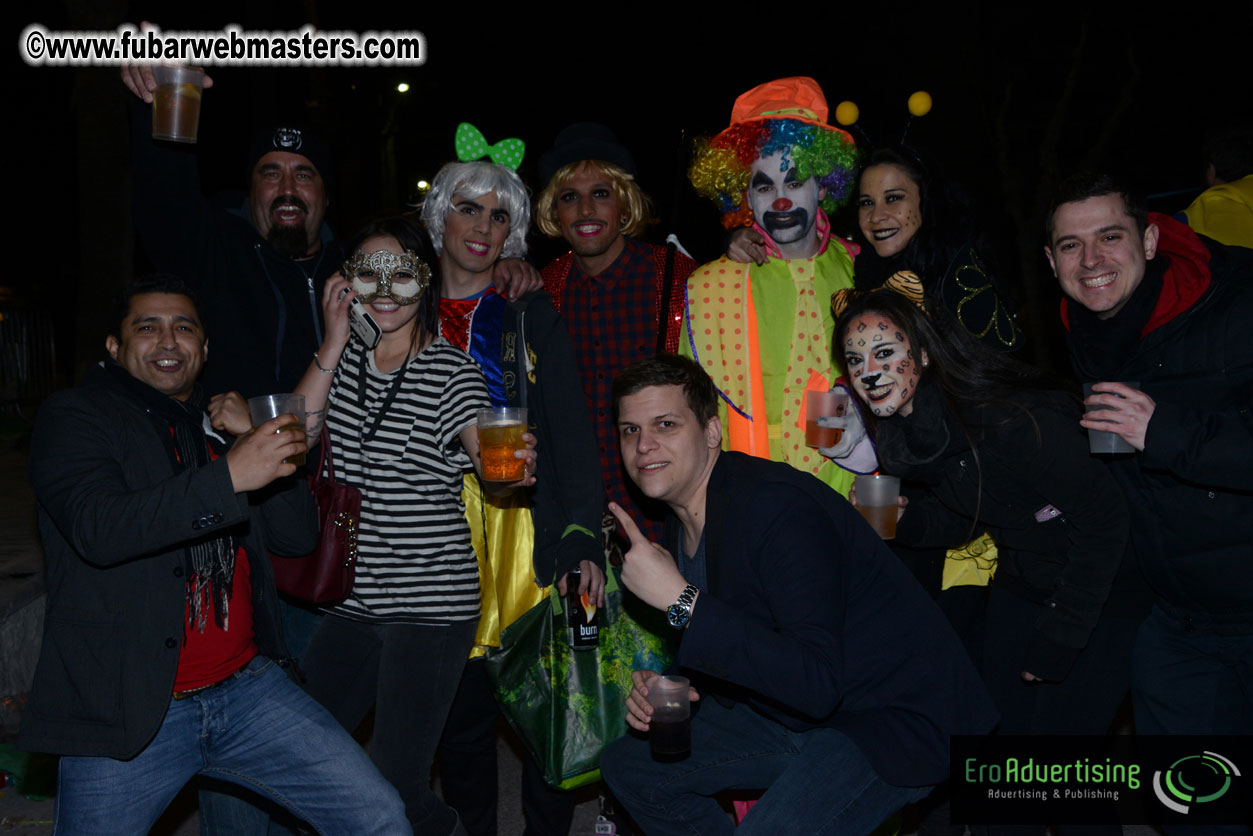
[[1204, 127, 1253, 184], [612, 354, 719, 425], [836, 290, 1066, 538], [111, 274, 204, 338], [852, 146, 978, 297], [836, 291, 1058, 426], [1044, 172, 1147, 243], [344, 215, 441, 357]]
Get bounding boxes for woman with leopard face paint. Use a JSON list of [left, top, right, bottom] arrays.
[[834, 288, 1143, 764]]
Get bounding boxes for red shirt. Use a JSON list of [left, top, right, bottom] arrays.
[[174, 546, 258, 691], [173, 419, 258, 693]]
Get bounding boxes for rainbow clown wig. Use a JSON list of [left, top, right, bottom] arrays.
[[689, 77, 859, 230]]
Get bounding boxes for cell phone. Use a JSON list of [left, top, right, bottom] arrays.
[[348, 297, 382, 349]]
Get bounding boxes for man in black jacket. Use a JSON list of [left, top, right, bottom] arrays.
[[21, 275, 410, 835], [121, 62, 543, 401], [601, 355, 995, 836], [122, 63, 339, 400], [1046, 173, 1253, 743]]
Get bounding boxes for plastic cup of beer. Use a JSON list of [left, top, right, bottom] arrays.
[[247, 394, 307, 467], [646, 675, 691, 761], [476, 407, 528, 483], [151, 65, 205, 143], [805, 390, 849, 448], [853, 473, 901, 539], [1083, 382, 1139, 455]]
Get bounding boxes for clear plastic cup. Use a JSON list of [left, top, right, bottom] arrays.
[[805, 390, 849, 448], [247, 393, 306, 466], [1083, 382, 1139, 455], [476, 407, 528, 483], [646, 675, 691, 761], [853, 473, 901, 539], [151, 65, 204, 143]]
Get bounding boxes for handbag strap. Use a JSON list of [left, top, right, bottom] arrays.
[[313, 422, 336, 488]]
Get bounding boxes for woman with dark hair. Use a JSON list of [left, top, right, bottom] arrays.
[[730, 146, 1022, 352], [852, 149, 1029, 679], [853, 146, 1022, 352], [290, 216, 536, 835], [833, 283, 1137, 745]]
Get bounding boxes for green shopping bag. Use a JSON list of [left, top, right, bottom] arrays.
[[483, 566, 673, 789]]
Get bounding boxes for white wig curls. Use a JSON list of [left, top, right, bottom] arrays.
[[421, 161, 531, 259]]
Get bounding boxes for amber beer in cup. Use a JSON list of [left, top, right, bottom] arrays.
[[853, 473, 901, 539], [247, 394, 307, 467], [151, 65, 205, 144], [477, 407, 527, 483], [805, 390, 849, 448]]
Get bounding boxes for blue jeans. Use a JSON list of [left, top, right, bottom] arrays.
[[198, 598, 326, 836], [301, 615, 477, 835], [52, 656, 410, 836], [601, 697, 932, 836]]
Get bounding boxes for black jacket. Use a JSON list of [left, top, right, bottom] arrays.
[[502, 292, 604, 583], [1066, 219, 1253, 630], [855, 241, 1022, 352], [881, 386, 1130, 676], [130, 102, 342, 399], [672, 452, 996, 788], [20, 365, 317, 758]]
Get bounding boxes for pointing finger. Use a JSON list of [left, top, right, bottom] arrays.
[[609, 502, 648, 548]]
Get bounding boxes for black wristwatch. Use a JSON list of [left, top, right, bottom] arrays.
[[666, 584, 699, 630]]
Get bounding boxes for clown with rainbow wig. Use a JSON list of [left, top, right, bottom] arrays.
[[682, 77, 875, 495]]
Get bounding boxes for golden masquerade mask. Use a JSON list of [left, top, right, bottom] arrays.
[[344, 249, 432, 305]]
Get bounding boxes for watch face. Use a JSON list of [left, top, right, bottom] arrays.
[[667, 603, 688, 629]]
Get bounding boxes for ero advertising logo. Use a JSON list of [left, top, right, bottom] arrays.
[[951, 735, 1251, 826], [1153, 751, 1241, 815]]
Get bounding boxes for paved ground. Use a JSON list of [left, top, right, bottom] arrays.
[[1, 732, 606, 835]]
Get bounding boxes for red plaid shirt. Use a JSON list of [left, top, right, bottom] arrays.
[[543, 237, 696, 540]]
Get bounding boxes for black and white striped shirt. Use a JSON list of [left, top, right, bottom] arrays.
[[325, 337, 489, 624]]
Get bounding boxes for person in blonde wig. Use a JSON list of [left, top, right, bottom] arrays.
[[536, 122, 698, 545], [534, 158, 655, 241]]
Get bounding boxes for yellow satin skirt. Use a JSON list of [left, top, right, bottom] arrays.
[[462, 473, 550, 658]]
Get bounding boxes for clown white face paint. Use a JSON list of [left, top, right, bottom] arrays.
[[748, 150, 824, 259], [842, 312, 926, 418]]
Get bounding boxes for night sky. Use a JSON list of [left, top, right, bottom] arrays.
[[8, 4, 1253, 379]]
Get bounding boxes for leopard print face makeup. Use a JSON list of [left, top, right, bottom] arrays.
[[842, 313, 923, 417]]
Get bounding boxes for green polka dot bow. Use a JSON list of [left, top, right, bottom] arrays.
[[454, 122, 525, 170]]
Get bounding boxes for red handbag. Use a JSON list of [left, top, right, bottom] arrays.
[[271, 425, 360, 604]]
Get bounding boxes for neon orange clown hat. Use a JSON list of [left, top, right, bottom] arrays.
[[726, 76, 833, 131]]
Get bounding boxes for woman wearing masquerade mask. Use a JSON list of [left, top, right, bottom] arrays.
[[292, 216, 536, 836], [833, 285, 1140, 753]]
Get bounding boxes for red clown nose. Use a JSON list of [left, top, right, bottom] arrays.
[[772, 198, 792, 211]]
